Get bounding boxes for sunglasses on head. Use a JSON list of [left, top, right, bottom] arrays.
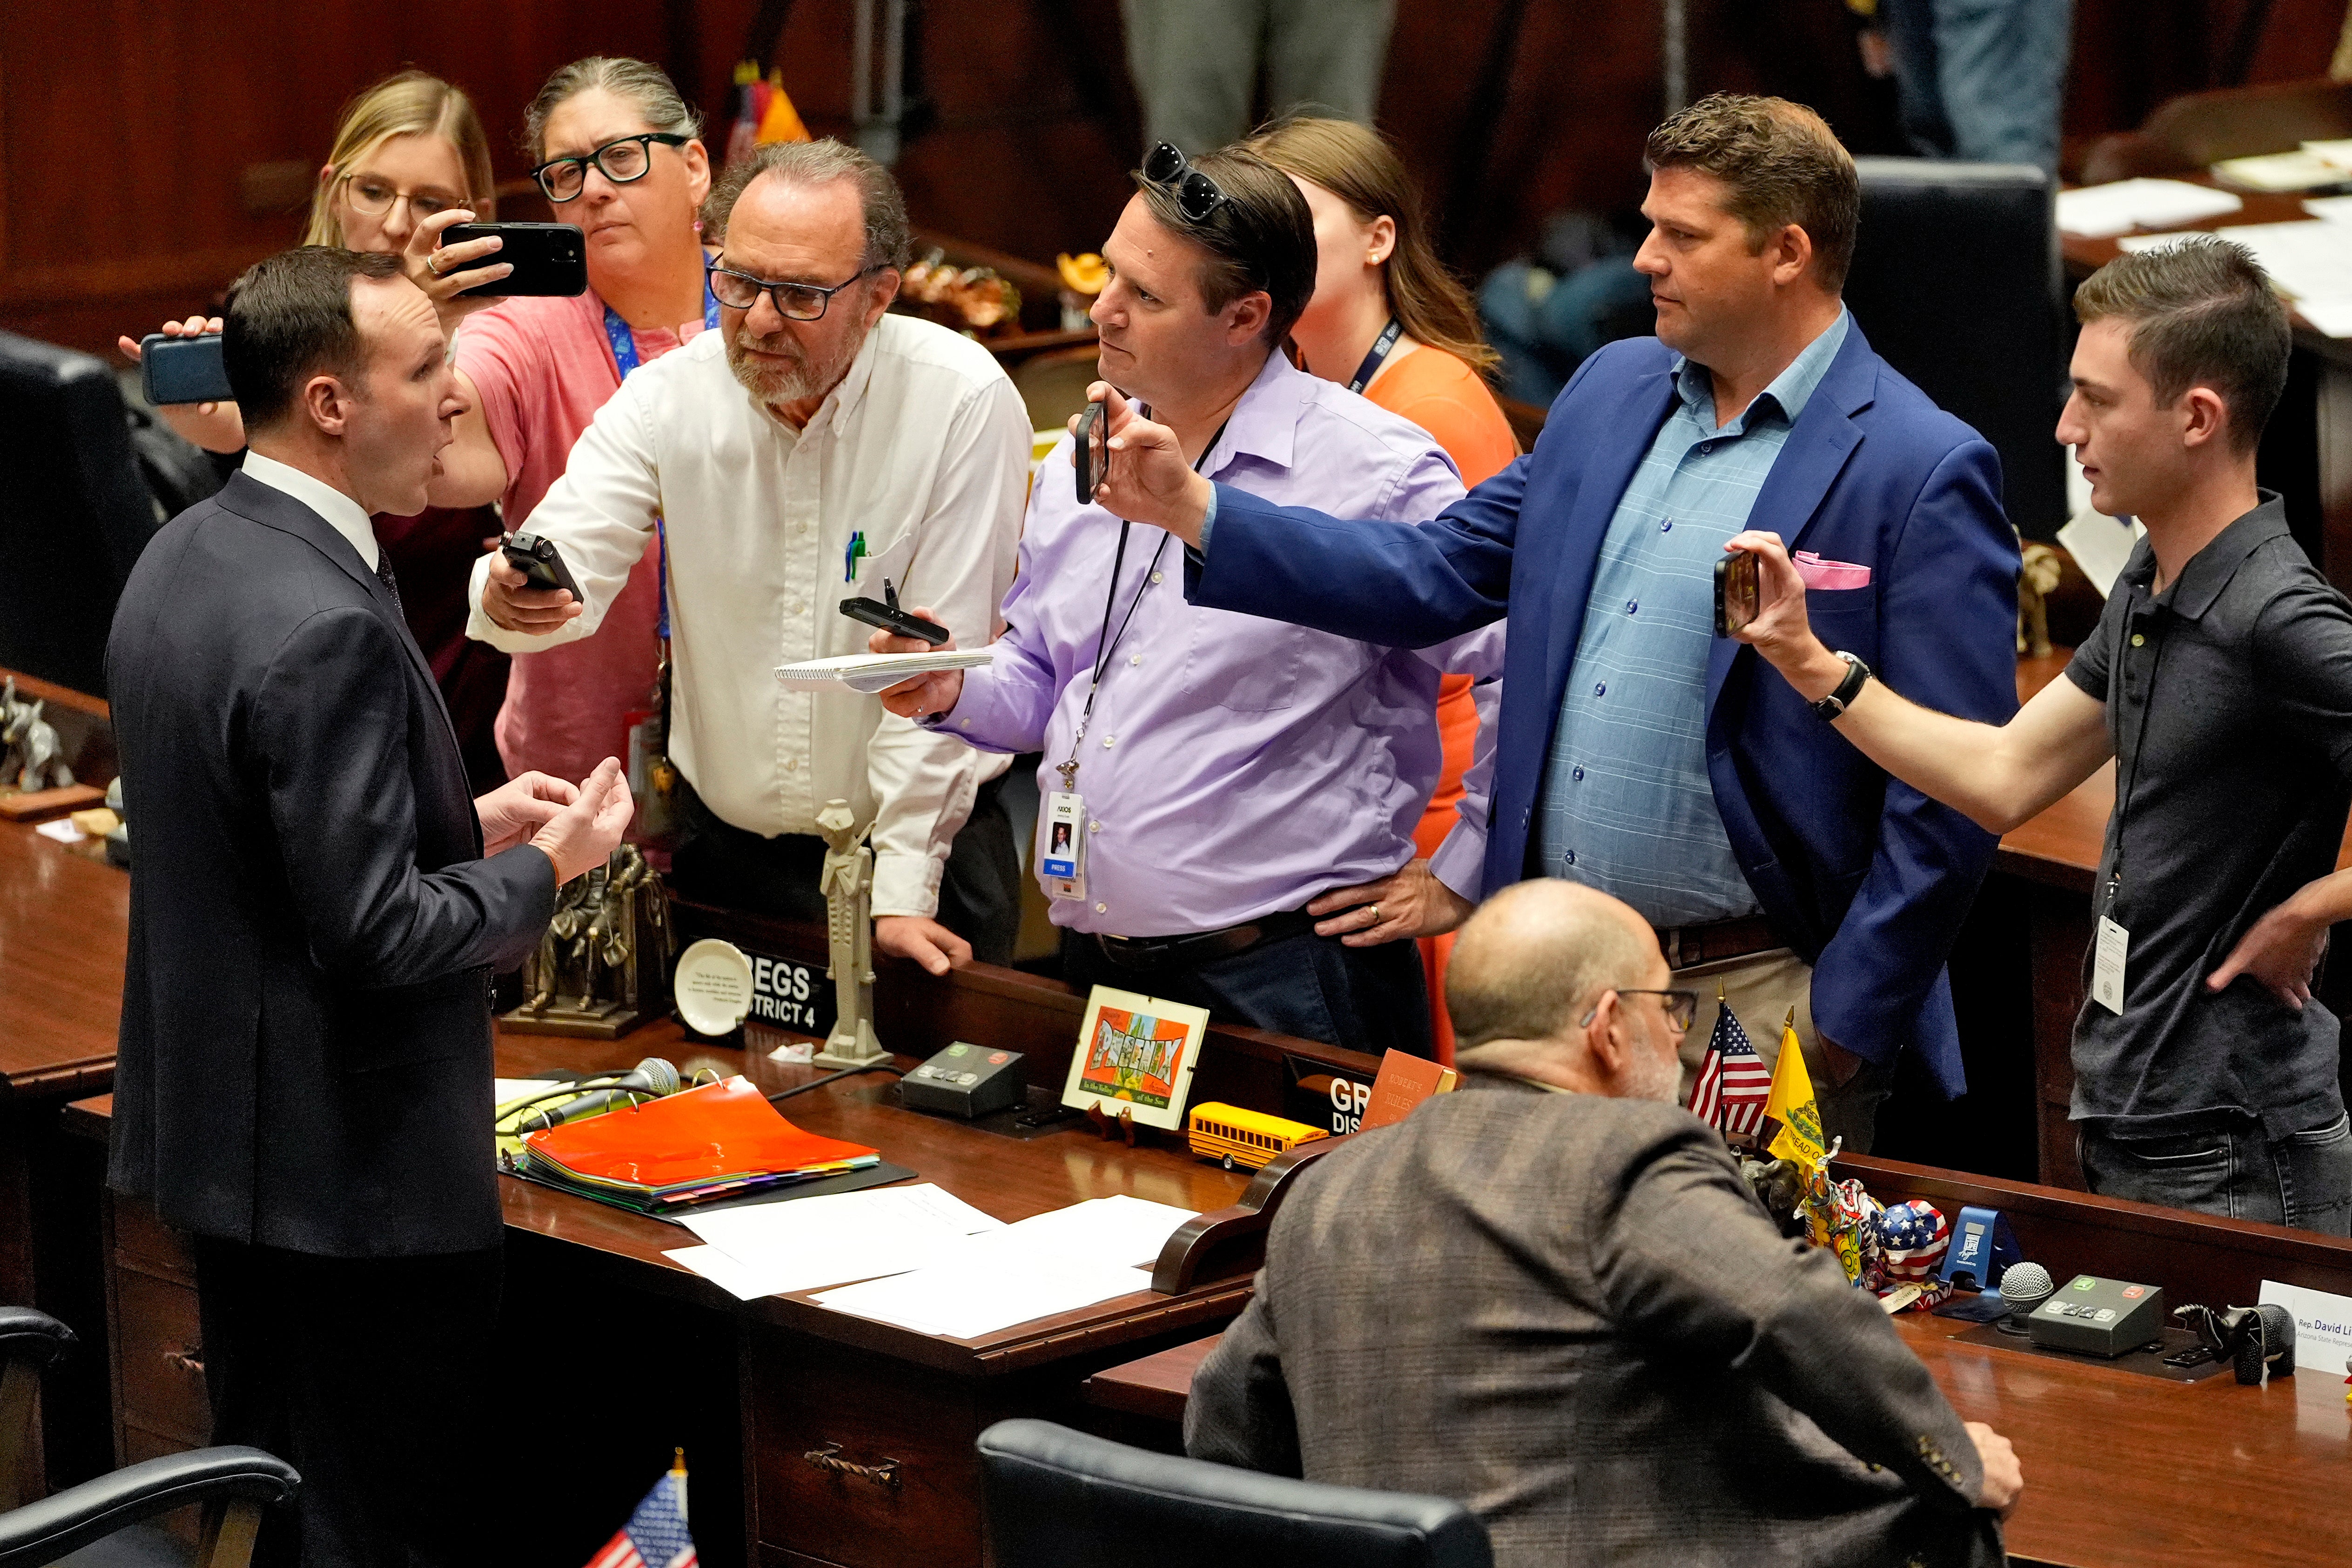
[[1142, 142, 1231, 224]]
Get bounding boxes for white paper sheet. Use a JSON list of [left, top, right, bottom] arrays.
[[806, 1195, 1203, 1339], [774, 648, 996, 695], [672, 1183, 1006, 1298], [2292, 296, 2352, 338], [2213, 149, 2352, 193], [2056, 178, 2244, 238], [2210, 221, 2352, 310], [2299, 193, 2352, 225]]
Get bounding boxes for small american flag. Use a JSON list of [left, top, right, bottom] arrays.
[[1687, 1003, 1773, 1142], [585, 1463, 696, 1568]]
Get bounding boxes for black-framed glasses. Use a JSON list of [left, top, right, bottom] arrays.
[[707, 259, 881, 322], [1579, 988, 1701, 1033], [1141, 141, 1230, 223], [531, 132, 691, 203]]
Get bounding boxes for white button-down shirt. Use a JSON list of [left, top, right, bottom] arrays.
[[465, 313, 1030, 916], [241, 451, 379, 569]]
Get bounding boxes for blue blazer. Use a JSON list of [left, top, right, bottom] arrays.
[[1192, 326, 2019, 1097]]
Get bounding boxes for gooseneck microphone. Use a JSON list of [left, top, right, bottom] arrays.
[[1998, 1261, 2054, 1334], [517, 1057, 682, 1132]]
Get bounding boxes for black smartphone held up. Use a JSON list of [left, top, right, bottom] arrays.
[[839, 579, 951, 646], [502, 531, 583, 602], [1714, 550, 1761, 638], [1073, 397, 1106, 505], [442, 222, 588, 299], [139, 332, 234, 407]]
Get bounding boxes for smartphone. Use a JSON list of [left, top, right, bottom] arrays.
[[1714, 550, 1761, 638], [1073, 398, 1106, 505], [502, 532, 582, 601], [839, 579, 951, 646], [441, 222, 587, 299], [140, 332, 234, 407]]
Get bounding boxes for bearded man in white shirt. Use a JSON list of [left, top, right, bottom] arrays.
[[468, 139, 1031, 973]]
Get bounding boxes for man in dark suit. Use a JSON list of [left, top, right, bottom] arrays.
[[106, 246, 632, 1566], [1086, 94, 2020, 1151], [1186, 879, 2023, 1567]]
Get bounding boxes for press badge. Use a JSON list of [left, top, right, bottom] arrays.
[[1041, 790, 1087, 900], [2092, 916, 2129, 1015]]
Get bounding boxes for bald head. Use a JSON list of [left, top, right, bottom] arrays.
[[1448, 881, 1657, 1049], [1447, 881, 1682, 1102]]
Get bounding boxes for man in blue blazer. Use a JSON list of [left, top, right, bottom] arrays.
[[1084, 95, 2019, 1149]]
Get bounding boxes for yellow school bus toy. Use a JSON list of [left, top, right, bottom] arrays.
[[1188, 1102, 1327, 1171]]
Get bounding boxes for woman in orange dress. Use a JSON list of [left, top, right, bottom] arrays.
[[1247, 116, 1517, 1064]]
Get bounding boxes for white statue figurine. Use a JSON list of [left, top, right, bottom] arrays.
[[812, 798, 885, 1067]]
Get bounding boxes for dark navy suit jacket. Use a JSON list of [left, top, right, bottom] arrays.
[[1191, 326, 2019, 1096]]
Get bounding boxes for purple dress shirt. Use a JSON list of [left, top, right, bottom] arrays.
[[932, 350, 1500, 937]]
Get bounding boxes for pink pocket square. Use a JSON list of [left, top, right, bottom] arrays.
[[1793, 551, 1872, 591]]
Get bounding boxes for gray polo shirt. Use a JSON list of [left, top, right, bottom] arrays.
[[2063, 495, 2352, 1138]]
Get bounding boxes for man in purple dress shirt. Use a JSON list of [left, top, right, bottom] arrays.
[[873, 144, 1499, 1057]]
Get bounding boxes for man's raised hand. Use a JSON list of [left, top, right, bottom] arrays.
[[1081, 383, 1216, 547]]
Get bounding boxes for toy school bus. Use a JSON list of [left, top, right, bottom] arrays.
[[1188, 1102, 1327, 1171]]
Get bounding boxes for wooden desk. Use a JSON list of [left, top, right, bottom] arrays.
[[1082, 1153, 2352, 1568], [0, 670, 124, 1499], [64, 942, 1380, 1568]]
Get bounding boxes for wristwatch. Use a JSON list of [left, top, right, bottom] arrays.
[[1811, 652, 1871, 719]]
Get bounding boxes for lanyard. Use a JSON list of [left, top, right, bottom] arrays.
[[603, 284, 722, 642], [1345, 317, 1403, 395], [1052, 414, 1228, 794]]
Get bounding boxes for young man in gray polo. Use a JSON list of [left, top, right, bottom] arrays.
[[1729, 236, 2352, 1232]]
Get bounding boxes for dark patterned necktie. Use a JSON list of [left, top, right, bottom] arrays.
[[374, 553, 403, 617]]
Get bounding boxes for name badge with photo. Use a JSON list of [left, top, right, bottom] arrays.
[[1042, 789, 1086, 898]]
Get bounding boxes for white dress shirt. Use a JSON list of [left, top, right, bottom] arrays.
[[465, 313, 1030, 917], [241, 451, 378, 570]]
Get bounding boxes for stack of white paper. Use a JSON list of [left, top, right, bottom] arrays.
[[810, 1195, 1202, 1340], [661, 1183, 1005, 1300], [774, 648, 994, 695], [2056, 179, 2244, 238], [2212, 148, 2352, 193]]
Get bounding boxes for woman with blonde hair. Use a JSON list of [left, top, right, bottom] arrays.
[[119, 70, 518, 787], [1246, 114, 1517, 1063]]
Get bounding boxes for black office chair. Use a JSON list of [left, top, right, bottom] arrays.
[[1844, 159, 2068, 542], [976, 1418, 1492, 1568], [0, 333, 164, 695], [0, 1307, 297, 1568]]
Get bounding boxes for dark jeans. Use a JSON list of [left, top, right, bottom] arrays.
[[2077, 1110, 2352, 1236], [669, 773, 1021, 964], [1061, 925, 1431, 1058], [194, 1237, 504, 1568]]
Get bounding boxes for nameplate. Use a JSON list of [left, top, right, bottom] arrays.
[[1284, 1054, 1378, 1137], [742, 947, 839, 1036], [2259, 1279, 2352, 1375]]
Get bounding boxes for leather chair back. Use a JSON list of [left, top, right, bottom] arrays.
[[977, 1418, 1492, 1568], [1846, 159, 2068, 540], [0, 332, 160, 694]]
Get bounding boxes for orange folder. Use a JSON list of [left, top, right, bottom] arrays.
[[522, 1076, 878, 1190]]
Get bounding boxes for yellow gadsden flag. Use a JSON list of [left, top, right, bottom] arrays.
[[1764, 1009, 1827, 1166]]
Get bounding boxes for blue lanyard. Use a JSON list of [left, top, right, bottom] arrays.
[[603, 283, 721, 642]]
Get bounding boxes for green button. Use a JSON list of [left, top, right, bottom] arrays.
[[2074, 1276, 2097, 1290], [2130, 633, 2145, 647]]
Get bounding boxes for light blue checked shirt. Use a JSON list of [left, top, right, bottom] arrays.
[[1536, 310, 1850, 926]]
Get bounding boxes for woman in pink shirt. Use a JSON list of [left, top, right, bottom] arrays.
[[425, 57, 716, 788]]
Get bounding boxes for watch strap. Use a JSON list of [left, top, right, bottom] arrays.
[[1811, 652, 1870, 719]]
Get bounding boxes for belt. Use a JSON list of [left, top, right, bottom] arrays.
[[1655, 914, 1779, 970], [1090, 909, 1317, 974]]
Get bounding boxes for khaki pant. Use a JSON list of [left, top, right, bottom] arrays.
[[1671, 948, 1896, 1155]]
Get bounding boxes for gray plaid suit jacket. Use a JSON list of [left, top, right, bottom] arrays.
[[1185, 1073, 2004, 1568]]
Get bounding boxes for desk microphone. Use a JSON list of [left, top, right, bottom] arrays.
[[519, 1057, 682, 1131], [1998, 1261, 2053, 1334]]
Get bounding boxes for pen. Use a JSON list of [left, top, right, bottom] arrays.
[[845, 531, 866, 582]]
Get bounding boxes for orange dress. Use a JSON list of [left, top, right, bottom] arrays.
[[1364, 345, 1517, 1064]]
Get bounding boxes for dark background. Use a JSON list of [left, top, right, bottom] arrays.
[[3, 0, 2346, 358]]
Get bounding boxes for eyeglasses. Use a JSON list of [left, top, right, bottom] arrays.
[[1141, 141, 1231, 224], [531, 132, 691, 203], [337, 173, 462, 222], [1579, 988, 1701, 1033], [707, 259, 881, 322]]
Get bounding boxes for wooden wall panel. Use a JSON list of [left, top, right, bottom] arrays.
[[3, 0, 2346, 360]]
